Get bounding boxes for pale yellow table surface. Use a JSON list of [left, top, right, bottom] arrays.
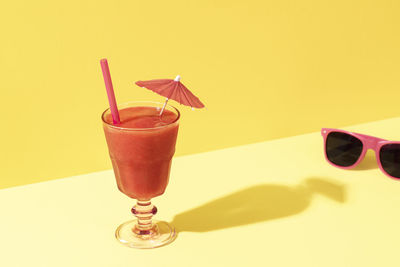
[[2, 118, 400, 267]]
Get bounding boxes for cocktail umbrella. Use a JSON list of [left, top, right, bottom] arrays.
[[135, 75, 205, 115]]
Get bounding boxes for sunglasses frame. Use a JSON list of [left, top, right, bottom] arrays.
[[321, 128, 400, 180]]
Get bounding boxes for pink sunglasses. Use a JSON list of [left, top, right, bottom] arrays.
[[321, 128, 400, 180]]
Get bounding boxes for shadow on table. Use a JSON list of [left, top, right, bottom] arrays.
[[171, 177, 346, 233], [352, 150, 378, 171]]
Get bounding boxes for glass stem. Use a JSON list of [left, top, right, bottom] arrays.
[[131, 199, 157, 235]]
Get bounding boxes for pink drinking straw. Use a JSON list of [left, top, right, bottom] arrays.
[[100, 58, 120, 124]]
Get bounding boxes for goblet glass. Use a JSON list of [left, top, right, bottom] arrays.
[[102, 101, 180, 249]]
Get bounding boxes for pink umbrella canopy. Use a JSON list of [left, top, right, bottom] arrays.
[[135, 75, 205, 110]]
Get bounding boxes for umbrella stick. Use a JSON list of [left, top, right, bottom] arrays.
[[160, 98, 169, 115]]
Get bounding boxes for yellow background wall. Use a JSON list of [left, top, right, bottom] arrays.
[[1, 0, 399, 189]]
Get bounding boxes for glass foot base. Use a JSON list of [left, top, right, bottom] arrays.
[[115, 219, 176, 249]]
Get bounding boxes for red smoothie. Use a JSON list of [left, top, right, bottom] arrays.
[[102, 105, 179, 200]]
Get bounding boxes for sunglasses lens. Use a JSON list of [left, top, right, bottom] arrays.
[[379, 144, 400, 178], [325, 132, 363, 167]]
